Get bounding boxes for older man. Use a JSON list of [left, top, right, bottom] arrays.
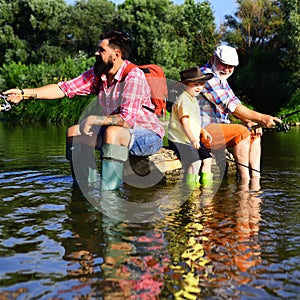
[[199, 45, 281, 180]]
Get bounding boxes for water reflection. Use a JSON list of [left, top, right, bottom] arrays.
[[0, 124, 299, 299], [163, 178, 263, 298], [60, 187, 171, 299]]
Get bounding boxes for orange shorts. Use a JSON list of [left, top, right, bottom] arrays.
[[202, 123, 251, 150]]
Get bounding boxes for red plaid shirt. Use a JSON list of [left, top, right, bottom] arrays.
[[58, 60, 164, 137]]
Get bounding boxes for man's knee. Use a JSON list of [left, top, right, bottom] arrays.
[[203, 124, 250, 150], [66, 125, 80, 139], [104, 126, 130, 146]]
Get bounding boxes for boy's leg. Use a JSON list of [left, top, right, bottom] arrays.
[[186, 160, 201, 189]]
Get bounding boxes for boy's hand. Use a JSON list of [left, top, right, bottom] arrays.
[[201, 129, 212, 142], [191, 140, 200, 149]]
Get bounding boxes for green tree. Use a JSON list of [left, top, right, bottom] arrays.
[[0, 1, 30, 65], [222, 0, 287, 114], [118, 0, 218, 79], [224, 0, 283, 48], [175, 0, 218, 65], [0, 0, 70, 65], [66, 0, 118, 56], [279, 0, 300, 94]]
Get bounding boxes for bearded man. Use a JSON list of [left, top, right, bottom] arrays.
[[198, 45, 280, 181], [4, 30, 164, 190]]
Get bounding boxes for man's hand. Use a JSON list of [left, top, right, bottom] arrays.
[[2, 89, 24, 104], [80, 116, 97, 136], [260, 114, 281, 128], [244, 120, 263, 137]]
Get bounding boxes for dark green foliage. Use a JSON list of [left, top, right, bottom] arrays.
[[0, 54, 95, 124], [222, 0, 299, 119], [0, 0, 299, 123]]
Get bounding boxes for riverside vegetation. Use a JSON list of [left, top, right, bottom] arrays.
[[0, 0, 299, 125]]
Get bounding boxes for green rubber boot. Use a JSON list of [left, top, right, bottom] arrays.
[[200, 172, 213, 186], [66, 142, 98, 188], [101, 159, 124, 190], [185, 173, 201, 189], [101, 143, 128, 191]]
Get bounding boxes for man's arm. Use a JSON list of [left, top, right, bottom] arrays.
[[3, 84, 66, 104], [80, 114, 130, 136], [233, 103, 281, 128]]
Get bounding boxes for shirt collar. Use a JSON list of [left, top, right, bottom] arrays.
[[114, 60, 131, 82]]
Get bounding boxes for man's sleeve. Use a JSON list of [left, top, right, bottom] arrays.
[[58, 68, 98, 98]]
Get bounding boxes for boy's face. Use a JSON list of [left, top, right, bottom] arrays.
[[186, 81, 206, 97]]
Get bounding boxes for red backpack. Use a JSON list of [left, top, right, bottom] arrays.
[[122, 63, 168, 117]]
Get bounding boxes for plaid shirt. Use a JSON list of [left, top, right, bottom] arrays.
[[199, 62, 241, 127], [58, 60, 164, 137]]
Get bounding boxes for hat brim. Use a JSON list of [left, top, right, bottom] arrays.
[[180, 73, 213, 83]]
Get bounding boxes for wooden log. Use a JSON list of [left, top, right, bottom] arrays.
[[124, 147, 237, 183]]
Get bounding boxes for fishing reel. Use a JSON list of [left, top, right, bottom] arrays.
[[276, 122, 290, 132], [0, 94, 12, 112]]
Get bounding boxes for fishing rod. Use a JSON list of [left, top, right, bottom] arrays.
[[0, 94, 12, 112], [226, 157, 300, 190], [279, 109, 300, 119], [0, 93, 37, 112], [252, 109, 300, 133]]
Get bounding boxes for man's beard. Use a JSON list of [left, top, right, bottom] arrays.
[[93, 55, 113, 76], [211, 61, 233, 81]]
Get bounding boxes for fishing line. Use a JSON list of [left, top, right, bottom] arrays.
[[226, 157, 300, 190], [229, 109, 300, 189]]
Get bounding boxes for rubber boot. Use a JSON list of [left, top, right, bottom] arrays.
[[101, 143, 128, 191], [66, 142, 98, 188], [185, 173, 200, 189], [101, 159, 124, 190], [200, 172, 213, 186]]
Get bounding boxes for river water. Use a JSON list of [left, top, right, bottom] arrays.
[[0, 123, 299, 299]]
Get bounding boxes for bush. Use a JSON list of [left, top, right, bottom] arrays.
[[278, 89, 300, 123], [0, 54, 95, 124]]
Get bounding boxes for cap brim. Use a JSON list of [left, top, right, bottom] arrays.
[[219, 58, 238, 67]]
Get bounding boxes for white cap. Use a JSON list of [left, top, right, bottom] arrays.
[[214, 45, 239, 66]]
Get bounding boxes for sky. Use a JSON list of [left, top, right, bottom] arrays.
[[111, 0, 238, 25], [208, 0, 237, 25], [66, 0, 238, 25]]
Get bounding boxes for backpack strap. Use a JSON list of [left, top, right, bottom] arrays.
[[121, 63, 138, 82], [120, 63, 155, 113]]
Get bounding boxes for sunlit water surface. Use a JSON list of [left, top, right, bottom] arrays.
[[0, 123, 299, 299]]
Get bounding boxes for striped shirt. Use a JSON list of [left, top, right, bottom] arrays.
[[199, 62, 241, 127], [58, 60, 165, 137]]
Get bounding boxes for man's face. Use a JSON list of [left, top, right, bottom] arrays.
[[212, 56, 235, 81], [93, 39, 115, 76]]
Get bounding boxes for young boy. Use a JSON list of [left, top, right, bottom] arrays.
[[168, 66, 214, 188]]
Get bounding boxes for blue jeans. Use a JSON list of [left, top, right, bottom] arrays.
[[129, 126, 162, 156], [96, 126, 162, 157]]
